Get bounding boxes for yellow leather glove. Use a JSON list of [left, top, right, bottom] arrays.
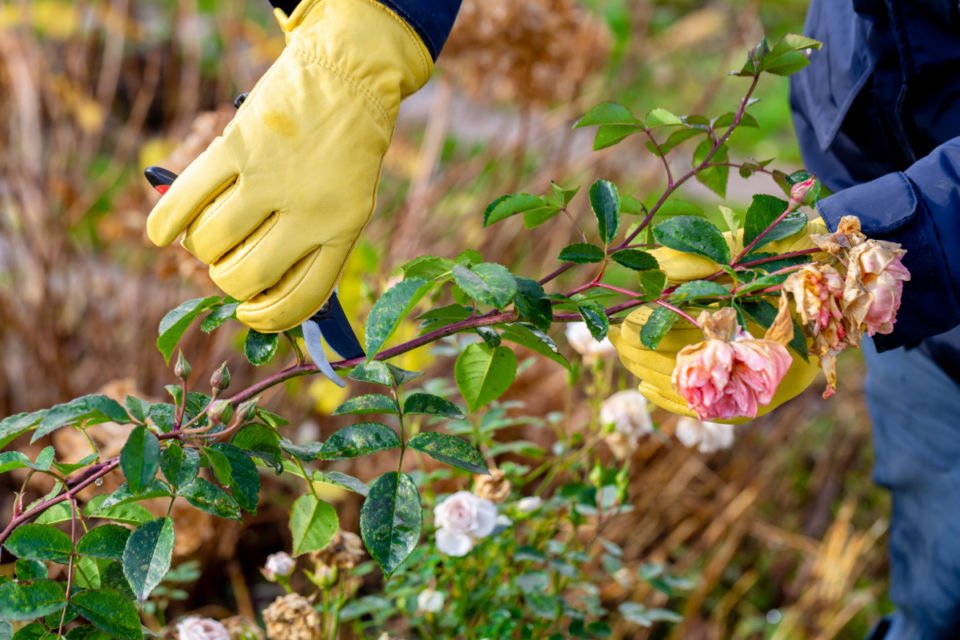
[[609, 306, 820, 422], [146, 0, 433, 332], [650, 216, 829, 283]]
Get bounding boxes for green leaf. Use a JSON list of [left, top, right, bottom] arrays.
[[402, 393, 465, 419], [201, 446, 232, 486], [574, 101, 639, 127], [85, 496, 153, 526], [558, 243, 605, 264], [346, 361, 422, 388], [590, 180, 620, 244], [659, 127, 707, 155], [278, 439, 323, 462], [77, 525, 131, 560], [577, 300, 610, 340], [231, 425, 283, 472], [99, 480, 172, 509], [646, 108, 683, 127], [738, 299, 808, 359], [160, 443, 200, 491], [4, 524, 73, 564], [244, 330, 279, 366], [0, 580, 65, 620], [0, 410, 47, 448], [119, 426, 160, 494], [640, 306, 681, 349], [620, 195, 645, 215], [452, 264, 517, 309], [200, 302, 238, 333], [407, 433, 487, 474], [32, 395, 130, 443], [592, 125, 642, 150], [122, 517, 174, 602], [550, 182, 580, 207], [333, 393, 399, 416], [365, 277, 430, 359], [611, 249, 659, 272], [417, 303, 473, 327], [312, 471, 369, 497], [692, 138, 729, 198], [0, 451, 31, 475], [454, 343, 518, 413], [209, 443, 260, 513], [157, 296, 220, 363], [401, 256, 455, 281], [319, 423, 400, 460], [653, 216, 730, 264], [671, 280, 730, 301], [513, 277, 553, 332], [743, 194, 807, 250], [484, 194, 554, 228], [15, 559, 47, 582], [289, 494, 338, 556], [180, 478, 241, 521], [33, 503, 71, 526], [498, 324, 570, 370], [123, 396, 150, 424], [70, 589, 142, 640], [360, 472, 422, 576]]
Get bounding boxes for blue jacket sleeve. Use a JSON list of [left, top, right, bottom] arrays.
[[269, 0, 461, 60], [817, 136, 960, 350]]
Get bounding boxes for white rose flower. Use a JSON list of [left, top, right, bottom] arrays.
[[263, 551, 296, 580], [516, 496, 543, 513], [565, 322, 616, 362], [177, 617, 230, 640], [600, 390, 653, 438], [417, 588, 445, 613], [434, 491, 498, 556], [675, 417, 736, 454]]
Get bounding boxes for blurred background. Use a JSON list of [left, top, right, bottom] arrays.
[[0, 0, 890, 638]]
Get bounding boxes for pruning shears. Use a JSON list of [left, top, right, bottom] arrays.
[[144, 165, 365, 387]]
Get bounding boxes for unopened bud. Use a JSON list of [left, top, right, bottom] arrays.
[[314, 563, 337, 589], [210, 361, 231, 391], [789, 175, 817, 206], [237, 397, 260, 423], [208, 399, 233, 426], [174, 351, 192, 381]]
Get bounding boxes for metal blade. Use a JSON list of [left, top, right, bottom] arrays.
[[309, 291, 365, 360], [302, 318, 345, 388]]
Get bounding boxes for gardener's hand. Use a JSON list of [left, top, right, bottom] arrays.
[[608, 305, 820, 422], [651, 216, 828, 283], [146, 0, 433, 332]]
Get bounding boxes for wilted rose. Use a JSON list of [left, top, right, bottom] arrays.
[[565, 322, 616, 362], [672, 309, 792, 420], [674, 417, 735, 453], [434, 491, 497, 556], [177, 617, 230, 640], [263, 552, 295, 580], [845, 240, 910, 337], [473, 468, 511, 503]]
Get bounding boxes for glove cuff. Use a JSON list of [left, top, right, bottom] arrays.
[[275, 0, 434, 112]]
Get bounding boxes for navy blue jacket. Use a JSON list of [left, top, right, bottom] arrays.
[[268, 0, 461, 61], [791, 0, 960, 376]]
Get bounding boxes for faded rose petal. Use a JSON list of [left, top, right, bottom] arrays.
[[177, 618, 230, 640], [471, 498, 498, 538], [435, 528, 474, 556]]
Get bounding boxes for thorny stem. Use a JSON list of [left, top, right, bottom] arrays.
[[654, 300, 701, 327], [737, 247, 819, 269], [732, 198, 800, 264], [56, 497, 80, 638]]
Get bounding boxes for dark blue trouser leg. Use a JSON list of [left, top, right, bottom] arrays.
[[862, 338, 960, 639]]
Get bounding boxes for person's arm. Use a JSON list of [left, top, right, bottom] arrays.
[[267, 0, 462, 60], [816, 136, 960, 351]]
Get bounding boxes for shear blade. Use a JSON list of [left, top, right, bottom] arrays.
[[301, 291, 364, 387]]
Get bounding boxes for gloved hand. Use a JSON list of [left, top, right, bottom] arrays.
[[609, 305, 820, 422], [146, 0, 433, 332], [650, 216, 829, 283]]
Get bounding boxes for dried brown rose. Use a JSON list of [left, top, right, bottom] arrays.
[[473, 468, 512, 503], [262, 594, 320, 640], [310, 530, 365, 570]]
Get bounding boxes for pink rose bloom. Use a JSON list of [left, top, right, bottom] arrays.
[[672, 312, 792, 421]]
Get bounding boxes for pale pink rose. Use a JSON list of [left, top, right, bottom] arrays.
[[263, 551, 295, 580], [857, 247, 910, 336], [565, 322, 616, 362], [177, 617, 230, 640], [673, 325, 791, 421], [434, 491, 498, 556], [675, 417, 736, 453]]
